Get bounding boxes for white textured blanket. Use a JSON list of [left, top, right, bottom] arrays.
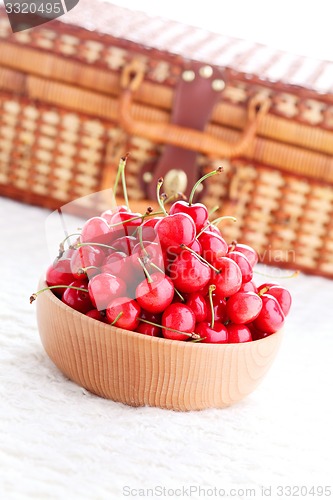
[[1, 196, 333, 500]]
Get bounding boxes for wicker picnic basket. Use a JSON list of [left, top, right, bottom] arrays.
[[0, 0, 333, 277]]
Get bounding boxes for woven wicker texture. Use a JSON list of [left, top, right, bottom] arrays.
[[0, 2, 333, 278]]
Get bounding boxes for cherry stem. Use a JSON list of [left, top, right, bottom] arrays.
[[157, 178, 168, 216], [208, 205, 220, 217], [108, 211, 164, 230], [111, 311, 123, 326], [210, 215, 237, 226], [164, 192, 187, 204], [208, 284, 216, 329], [180, 244, 220, 274], [78, 265, 99, 275], [30, 285, 89, 303], [139, 317, 201, 340], [149, 262, 184, 301], [229, 240, 237, 252], [113, 154, 130, 209], [137, 225, 148, 256], [137, 257, 153, 283], [74, 242, 117, 251], [59, 232, 81, 255], [258, 286, 270, 297], [254, 269, 300, 279], [188, 167, 223, 206]]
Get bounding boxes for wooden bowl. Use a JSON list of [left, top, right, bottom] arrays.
[[36, 280, 283, 411]]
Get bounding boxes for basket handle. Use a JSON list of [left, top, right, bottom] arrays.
[[119, 60, 270, 158]]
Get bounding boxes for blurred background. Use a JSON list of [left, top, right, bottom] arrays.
[[109, 0, 333, 60]]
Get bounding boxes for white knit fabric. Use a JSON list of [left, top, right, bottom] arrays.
[[1, 196, 333, 499]]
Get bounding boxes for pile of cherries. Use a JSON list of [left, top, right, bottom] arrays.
[[31, 159, 292, 343]]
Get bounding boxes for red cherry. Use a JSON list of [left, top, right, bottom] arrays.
[[239, 280, 258, 293], [227, 251, 253, 283], [140, 217, 163, 240], [185, 292, 208, 322], [88, 273, 126, 310], [100, 205, 128, 223], [168, 250, 211, 293], [109, 211, 142, 237], [70, 245, 104, 280], [136, 322, 161, 337], [161, 303, 196, 341], [258, 284, 292, 316], [135, 272, 174, 313], [187, 238, 202, 255], [228, 242, 258, 267], [112, 236, 137, 256], [62, 279, 93, 313], [248, 322, 272, 341], [205, 294, 228, 323], [195, 321, 228, 343], [198, 231, 228, 264], [169, 200, 209, 232], [46, 258, 74, 297], [131, 241, 166, 273], [253, 294, 285, 333], [102, 252, 133, 282], [226, 291, 262, 324], [227, 324, 252, 343], [86, 309, 108, 323], [106, 296, 141, 330], [80, 216, 110, 244], [155, 213, 196, 254], [211, 257, 242, 297]]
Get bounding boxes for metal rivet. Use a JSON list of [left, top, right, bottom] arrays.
[[182, 70, 195, 82], [163, 169, 188, 194], [212, 79, 225, 91], [143, 172, 153, 183], [199, 65, 213, 78]]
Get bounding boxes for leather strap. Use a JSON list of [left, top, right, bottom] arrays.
[[142, 62, 226, 199]]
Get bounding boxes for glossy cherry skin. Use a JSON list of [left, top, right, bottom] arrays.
[[227, 324, 252, 343], [112, 236, 137, 256], [61, 279, 93, 313], [80, 216, 110, 244], [70, 245, 105, 280], [88, 272, 126, 310], [195, 321, 228, 343], [205, 294, 228, 323], [198, 231, 228, 264], [86, 309, 108, 323], [253, 294, 285, 333], [248, 322, 272, 341], [140, 217, 163, 241], [136, 322, 161, 337], [135, 272, 174, 313], [188, 238, 202, 255], [226, 291, 262, 324], [161, 303, 196, 341], [239, 280, 258, 293], [227, 251, 253, 283], [211, 257, 242, 297], [169, 200, 209, 232], [228, 242, 258, 267], [258, 284, 292, 316], [102, 251, 133, 283], [100, 205, 128, 224], [131, 241, 166, 273], [168, 250, 211, 293], [185, 292, 208, 322], [46, 258, 75, 297], [109, 211, 142, 237], [106, 296, 141, 330], [155, 213, 196, 254]]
